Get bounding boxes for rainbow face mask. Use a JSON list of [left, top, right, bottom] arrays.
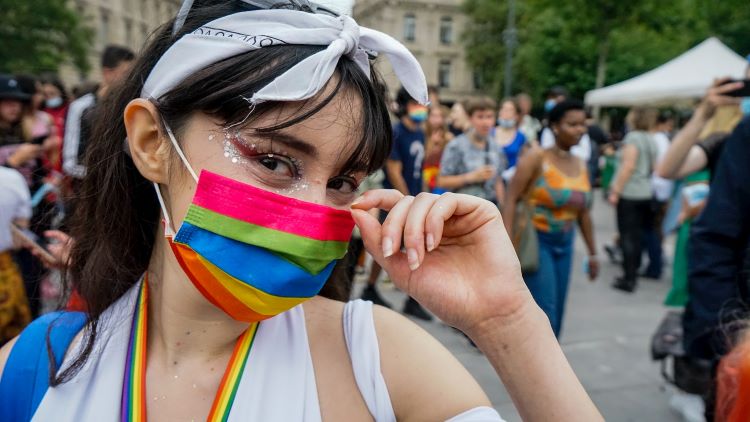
[[154, 123, 355, 322]]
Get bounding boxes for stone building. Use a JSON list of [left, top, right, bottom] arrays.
[[61, 0, 181, 87], [353, 0, 481, 104]]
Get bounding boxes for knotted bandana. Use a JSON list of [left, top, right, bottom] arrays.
[[142, 9, 429, 105]]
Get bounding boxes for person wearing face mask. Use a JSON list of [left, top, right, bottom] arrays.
[[380, 86, 433, 319], [436, 97, 507, 207], [40, 76, 70, 173], [493, 98, 527, 183], [0, 3, 605, 422], [504, 100, 599, 338]]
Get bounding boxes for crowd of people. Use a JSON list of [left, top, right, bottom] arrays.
[[0, 1, 750, 421], [0, 45, 135, 343]]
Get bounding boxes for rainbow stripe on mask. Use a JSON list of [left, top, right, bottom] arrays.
[[171, 171, 355, 321]]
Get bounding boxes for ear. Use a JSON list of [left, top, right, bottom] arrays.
[[124, 99, 170, 184]]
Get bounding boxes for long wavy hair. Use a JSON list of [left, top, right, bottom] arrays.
[[53, 1, 392, 385]]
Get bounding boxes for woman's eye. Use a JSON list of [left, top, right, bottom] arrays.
[[327, 177, 358, 194], [257, 155, 295, 177]]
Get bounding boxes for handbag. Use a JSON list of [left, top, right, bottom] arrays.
[[511, 163, 542, 273], [512, 200, 539, 273]]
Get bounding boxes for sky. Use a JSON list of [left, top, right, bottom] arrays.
[[316, 0, 354, 15]]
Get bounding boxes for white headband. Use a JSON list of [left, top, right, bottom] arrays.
[[142, 9, 429, 106]]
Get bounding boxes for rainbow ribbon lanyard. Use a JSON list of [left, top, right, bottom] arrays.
[[121, 278, 259, 422]]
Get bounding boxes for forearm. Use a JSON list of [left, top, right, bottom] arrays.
[[502, 194, 517, 233], [468, 301, 603, 421], [577, 212, 596, 256], [609, 164, 633, 195], [436, 174, 470, 189], [657, 111, 708, 179], [495, 180, 505, 206]]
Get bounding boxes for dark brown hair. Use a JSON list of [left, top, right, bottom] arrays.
[[54, 2, 392, 385], [464, 96, 497, 117]]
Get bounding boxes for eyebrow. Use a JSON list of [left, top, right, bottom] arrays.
[[252, 131, 318, 158]]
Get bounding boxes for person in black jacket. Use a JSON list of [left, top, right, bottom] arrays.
[[682, 115, 750, 419]]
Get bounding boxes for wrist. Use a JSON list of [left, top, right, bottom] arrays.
[[464, 293, 543, 348]]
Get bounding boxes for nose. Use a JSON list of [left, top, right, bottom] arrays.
[[289, 179, 327, 205]]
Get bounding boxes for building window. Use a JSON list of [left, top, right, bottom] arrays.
[[99, 10, 110, 44], [403, 14, 416, 42], [473, 72, 483, 90], [439, 16, 453, 44], [439, 60, 451, 88], [125, 19, 133, 46]]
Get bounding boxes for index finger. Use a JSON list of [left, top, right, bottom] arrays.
[[351, 189, 405, 212]]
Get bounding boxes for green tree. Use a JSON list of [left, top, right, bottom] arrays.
[[462, 0, 749, 104], [0, 0, 93, 75]]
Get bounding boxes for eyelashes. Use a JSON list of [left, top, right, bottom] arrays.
[[213, 129, 362, 196]]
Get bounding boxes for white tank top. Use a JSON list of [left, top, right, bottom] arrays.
[[31, 284, 503, 421]]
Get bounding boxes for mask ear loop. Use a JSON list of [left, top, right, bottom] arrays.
[[153, 120, 200, 237]]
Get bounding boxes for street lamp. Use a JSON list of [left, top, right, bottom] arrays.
[[502, 0, 517, 98]]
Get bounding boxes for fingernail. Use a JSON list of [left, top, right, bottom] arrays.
[[426, 233, 435, 251], [382, 237, 393, 258], [407, 248, 420, 271]]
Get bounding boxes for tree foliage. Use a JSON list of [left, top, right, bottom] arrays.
[[0, 0, 93, 75], [462, 0, 750, 103]]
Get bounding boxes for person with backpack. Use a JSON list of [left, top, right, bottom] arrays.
[[608, 107, 660, 293]]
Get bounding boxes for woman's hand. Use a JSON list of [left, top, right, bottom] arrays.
[[351, 190, 532, 334], [34, 230, 72, 269], [7, 144, 42, 167], [587, 256, 599, 281], [607, 191, 619, 206]]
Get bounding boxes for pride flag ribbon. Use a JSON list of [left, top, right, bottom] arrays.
[[120, 279, 259, 422], [170, 170, 355, 321]]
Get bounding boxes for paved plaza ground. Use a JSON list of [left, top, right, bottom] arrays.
[[354, 194, 683, 421]]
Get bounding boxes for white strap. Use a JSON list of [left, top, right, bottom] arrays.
[[446, 407, 505, 422], [342, 299, 396, 422]]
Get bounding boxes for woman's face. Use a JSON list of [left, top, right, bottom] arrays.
[[164, 87, 368, 229], [0, 99, 23, 124], [553, 110, 587, 148], [42, 83, 62, 101], [497, 101, 518, 122], [427, 107, 444, 129]]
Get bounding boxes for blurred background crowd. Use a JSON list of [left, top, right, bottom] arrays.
[[2, 0, 750, 421]]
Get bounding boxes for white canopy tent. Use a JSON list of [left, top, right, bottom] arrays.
[[585, 37, 748, 107]]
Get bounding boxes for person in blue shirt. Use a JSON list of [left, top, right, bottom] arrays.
[[384, 87, 426, 196]]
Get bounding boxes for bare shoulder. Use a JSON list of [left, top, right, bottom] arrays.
[[372, 305, 491, 421], [304, 295, 346, 330], [0, 335, 20, 381]]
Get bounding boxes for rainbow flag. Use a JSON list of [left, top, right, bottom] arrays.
[[172, 171, 355, 320]]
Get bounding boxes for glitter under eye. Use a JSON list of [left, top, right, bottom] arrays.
[[215, 129, 305, 174]]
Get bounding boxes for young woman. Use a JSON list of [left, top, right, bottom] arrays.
[[608, 108, 659, 293], [0, 2, 601, 421], [504, 100, 599, 338], [493, 98, 526, 182]]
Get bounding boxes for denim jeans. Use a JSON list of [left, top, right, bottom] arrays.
[[523, 229, 575, 337]]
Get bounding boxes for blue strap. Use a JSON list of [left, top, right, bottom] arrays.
[[0, 311, 86, 422]]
